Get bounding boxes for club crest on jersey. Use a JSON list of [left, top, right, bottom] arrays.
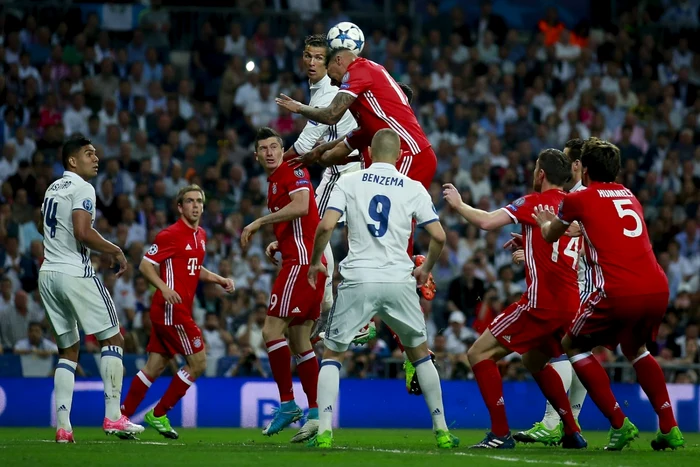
[[147, 244, 158, 255], [193, 337, 202, 349], [82, 199, 93, 212], [342, 72, 349, 83], [272, 183, 277, 194], [294, 168, 305, 178], [200, 239, 205, 250], [509, 197, 526, 211]]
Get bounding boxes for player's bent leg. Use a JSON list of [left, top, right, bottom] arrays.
[[522, 351, 585, 449], [404, 342, 458, 449], [121, 352, 168, 424], [308, 347, 346, 449], [289, 320, 320, 443], [98, 329, 145, 437], [55, 340, 79, 444], [622, 344, 685, 450], [467, 330, 515, 449]]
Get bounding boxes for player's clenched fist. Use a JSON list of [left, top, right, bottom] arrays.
[[161, 287, 182, 305], [512, 249, 525, 265], [412, 264, 429, 286], [220, 278, 235, 294], [265, 241, 280, 266], [442, 183, 461, 208]]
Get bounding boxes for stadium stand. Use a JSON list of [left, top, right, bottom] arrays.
[[0, 1, 698, 385]]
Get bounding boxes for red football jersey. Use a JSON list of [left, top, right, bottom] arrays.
[[144, 219, 207, 325], [558, 181, 668, 298], [338, 58, 430, 156], [502, 189, 580, 316], [267, 163, 319, 265]]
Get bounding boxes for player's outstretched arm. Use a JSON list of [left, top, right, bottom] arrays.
[[241, 190, 310, 246], [276, 92, 355, 125], [532, 205, 568, 243], [442, 183, 513, 231], [138, 258, 182, 304], [413, 221, 446, 286], [319, 140, 358, 167], [73, 210, 127, 276], [308, 209, 342, 288], [200, 267, 235, 293]]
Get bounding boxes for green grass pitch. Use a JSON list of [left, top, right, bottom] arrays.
[[0, 428, 697, 467]]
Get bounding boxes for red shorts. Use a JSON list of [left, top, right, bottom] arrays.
[[568, 291, 669, 351], [488, 300, 572, 356], [398, 147, 437, 191], [269, 264, 323, 326], [147, 319, 204, 357]]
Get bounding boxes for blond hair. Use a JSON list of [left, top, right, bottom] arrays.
[[176, 184, 206, 205]]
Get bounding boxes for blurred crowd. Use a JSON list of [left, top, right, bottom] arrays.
[[0, 1, 698, 382]]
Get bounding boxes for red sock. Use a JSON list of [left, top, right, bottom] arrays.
[[472, 359, 509, 436], [153, 369, 194, 417], [533, 365, 580, 436], [121, 370, 154, 417], [295, 349, 319, 409], [266, 339, 294, 403], [633, 352, 677, 433], [571, 354, 626, 429]]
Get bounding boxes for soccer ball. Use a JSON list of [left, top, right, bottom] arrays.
[[327, 22, 365, 55]]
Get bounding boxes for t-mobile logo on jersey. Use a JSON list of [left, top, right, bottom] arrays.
[[240, 382, 340, 428], [187, 258, 200, 276]]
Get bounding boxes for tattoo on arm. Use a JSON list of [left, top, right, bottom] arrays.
[[300, 92, 355, 125]]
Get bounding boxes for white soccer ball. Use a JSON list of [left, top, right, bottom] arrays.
[[327, 22, 365, 55]]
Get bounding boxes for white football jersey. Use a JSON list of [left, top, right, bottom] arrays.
[[327, 163, 439, 283], [293, 74, 359, 174], [40, 171, 96, 278], [570, 180, 592, 294]]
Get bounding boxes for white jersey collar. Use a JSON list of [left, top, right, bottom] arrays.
[[62, 170, 85, 181], [570, 180, 583, 192], [309, 74, 330, 91], [371, 162, 399, 171]]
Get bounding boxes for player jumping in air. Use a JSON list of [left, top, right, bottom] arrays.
[[534, 138, 685, 451], [512, 138, 589, 445], [443, 149, 586, 450], [241, 127, 325, 442], [306, 129, 458, 449], [276, 48, 438, 392], [39, 136, 144, 443], [282, 34, 360, 345], [119, 185, 235, 439]]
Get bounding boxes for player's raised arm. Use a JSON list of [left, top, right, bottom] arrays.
[[442, 183, 513, 231], [277, 91, 355, 126], [533, 205, 569, 243]]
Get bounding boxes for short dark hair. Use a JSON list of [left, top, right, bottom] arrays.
[[564, 138, 584, 163], [254, 127, 283, 151], [537, 148, 571, 186], [398, 82, 414, 104], [325, 47, 351, 67], [581, 137, 621, 183], [62, 135, 93, 169], [305, 34, 327, 49]]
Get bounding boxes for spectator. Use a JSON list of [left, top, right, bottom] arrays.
[[0, 290, 43, 349], [13, 321, 57, 356]]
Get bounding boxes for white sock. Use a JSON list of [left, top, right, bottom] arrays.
[[100, 345, 124, 421], [55, 358, 77, 431], [317, 359, 341, 435], [414, 356, 448, 431], [568, 370, 587, 419], [542, 360, 573, 430]]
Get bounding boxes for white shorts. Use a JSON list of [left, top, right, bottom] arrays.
[[324, 281, 427, 352], [39, 271, 120, 348], [315, 164, 361, 223]]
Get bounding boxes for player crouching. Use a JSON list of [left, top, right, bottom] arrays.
[[242, 128, 325, 442], [119, 185, 235, 439]]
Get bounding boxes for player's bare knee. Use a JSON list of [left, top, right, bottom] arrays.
[[58, 342, 80, 362], [143, 353, 169, 378], [622, 343, 647, 362], [186, 352, 207, 378], [405, 342, 429, 363], [100, 331, 124, 349]]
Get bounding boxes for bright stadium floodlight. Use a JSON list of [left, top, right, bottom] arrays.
[[246, 61, 255, 72]]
